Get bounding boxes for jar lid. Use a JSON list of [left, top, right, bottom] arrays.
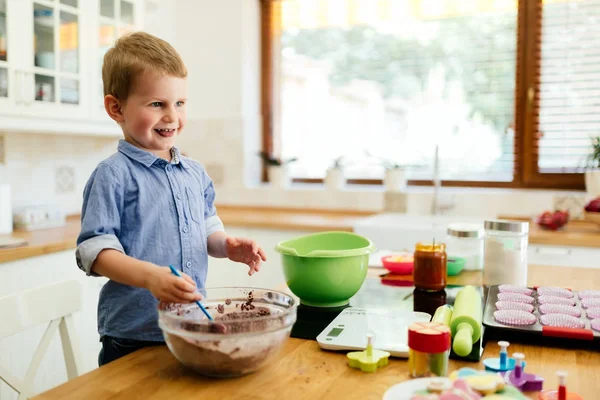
[[415, 242, 446, 252], [484, 220, 529, 234], [408, 322, 451, 353], [447, 223, 483, 238]]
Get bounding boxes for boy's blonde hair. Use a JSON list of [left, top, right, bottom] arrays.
[[102, 31, 187, 101]]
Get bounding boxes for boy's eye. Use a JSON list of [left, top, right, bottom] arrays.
[[176, 101, 185, 107], [150, 102, 162, 107]]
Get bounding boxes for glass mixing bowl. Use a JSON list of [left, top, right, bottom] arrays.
[[158, 287, 297, 378]]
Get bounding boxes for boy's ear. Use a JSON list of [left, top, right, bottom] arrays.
[[104, 95, 125, 123]]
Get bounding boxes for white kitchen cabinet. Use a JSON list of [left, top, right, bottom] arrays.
[[528, 244, 600, 269], [0, 0, 143, 135], [0, 250, 106, 400]]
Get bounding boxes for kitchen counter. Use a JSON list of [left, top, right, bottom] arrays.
[[3, 207, 600, 265], [0, 214, 82, 264], [0, 207, 373, 264], [32, 264, 600, 400], [499, 215, 600, 248]]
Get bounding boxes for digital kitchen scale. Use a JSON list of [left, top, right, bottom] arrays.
[[316, 307, 431, 357]]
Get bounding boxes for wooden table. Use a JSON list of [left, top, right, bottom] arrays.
[[33, 265, 600, 400]]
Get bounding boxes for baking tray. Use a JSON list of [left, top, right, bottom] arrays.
[[482, 285, 600, 349]]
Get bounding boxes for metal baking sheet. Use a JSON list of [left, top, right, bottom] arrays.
[[482, 285, 600, 344]]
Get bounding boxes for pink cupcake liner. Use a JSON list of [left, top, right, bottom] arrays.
[[586, 307, 600, 319], [495, 301, 534, 313], [537, 295, 576, 306], [497, 292, 534, 304], [538, 303, 581, 318], [539, 314, 585, 329], [536, 286, 574, 298], [494, 310, 537, 326], [499, 285, 533, 296], [579, 290, 600, 300], [582, 298, 600, 309]]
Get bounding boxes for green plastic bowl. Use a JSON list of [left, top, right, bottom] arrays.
[[447, 257, 466, 276], [275, 231, 376, 308]]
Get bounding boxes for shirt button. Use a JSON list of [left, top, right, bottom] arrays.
[[177, 193, 181, 199], [186, 261, 192, 267], [182, 226, 189, 233]]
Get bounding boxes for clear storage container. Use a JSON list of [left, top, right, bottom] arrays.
[[446, 223, 484, 271], [483, 220, 529, 286]]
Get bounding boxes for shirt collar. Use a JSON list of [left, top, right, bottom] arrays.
[[117, 139, 189, 169]]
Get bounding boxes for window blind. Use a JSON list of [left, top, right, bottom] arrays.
[[538, 0, 600, 172]]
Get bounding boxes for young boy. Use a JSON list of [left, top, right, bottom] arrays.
[[75, 32, 267, 367]]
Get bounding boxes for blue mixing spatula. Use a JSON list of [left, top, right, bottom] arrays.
[[168, 265, 213, 321]]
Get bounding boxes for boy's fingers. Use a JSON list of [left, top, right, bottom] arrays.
[[181, 273, 196, 286], [174, 278, 196, 292], [258, 247, 267, 261]]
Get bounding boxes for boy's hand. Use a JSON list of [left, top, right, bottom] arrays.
[[146, 266, 203, 303], [225, 236, 267, 276]]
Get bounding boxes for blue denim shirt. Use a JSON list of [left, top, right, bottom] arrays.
[[75, 140, 224, 341]]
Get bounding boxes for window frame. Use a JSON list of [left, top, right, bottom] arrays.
[[259, 0, 586, 190]]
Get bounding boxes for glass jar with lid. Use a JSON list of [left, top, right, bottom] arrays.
[[483, 220, 529, 286], [446, 223, 484, 272], [413, 242, 447, 292]]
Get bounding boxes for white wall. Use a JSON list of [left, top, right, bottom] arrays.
[[0, 0, 587, 219]]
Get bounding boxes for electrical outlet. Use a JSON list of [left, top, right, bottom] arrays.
[[205, 163, 225, 185], [55, 165, 76, 193]]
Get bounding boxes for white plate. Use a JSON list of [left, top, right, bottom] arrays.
[[383, 378, 452, 400]]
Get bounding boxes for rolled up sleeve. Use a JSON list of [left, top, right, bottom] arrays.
[[76, 163, 125, 276], [203, 174, 224, 237]]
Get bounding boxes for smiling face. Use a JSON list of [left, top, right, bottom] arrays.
[[106, 70, 188, 160]]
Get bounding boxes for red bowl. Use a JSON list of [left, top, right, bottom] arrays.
[[382, 254, 414, 275]]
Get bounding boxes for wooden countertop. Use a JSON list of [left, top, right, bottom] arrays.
[[4, 207, 600, 265], [0, 215, 82, 264], [0, 207, 373, 264], [32, 264, 600, 400], [499, 215, 600, 249]]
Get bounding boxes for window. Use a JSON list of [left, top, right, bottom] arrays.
[[261, 0, 590, 190]]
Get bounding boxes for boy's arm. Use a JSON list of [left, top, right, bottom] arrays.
[[76, 163, 200, 303], [93, 249, 200, 302], [200, 170, 265, 275]]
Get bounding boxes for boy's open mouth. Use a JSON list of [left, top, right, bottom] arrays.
[[155, 128, 177, 138]]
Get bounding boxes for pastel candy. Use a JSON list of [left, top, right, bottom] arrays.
[[538, 303, 581, 317], [495, 301, 534, 313], [591, 318, 600, 332], [537, 295, 576, 306], [536, 287, 574, 298], [499, 285, 533, 295], [497, 293, 534, 304], [540, 314, 585, 329]]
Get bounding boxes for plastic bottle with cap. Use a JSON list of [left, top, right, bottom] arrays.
[[408, 321, 451, 378], [483, 341, 517, 372]]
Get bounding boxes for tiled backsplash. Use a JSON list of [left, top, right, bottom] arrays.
[[1, 119, 588, 220], [1, 133, 118, 215]]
